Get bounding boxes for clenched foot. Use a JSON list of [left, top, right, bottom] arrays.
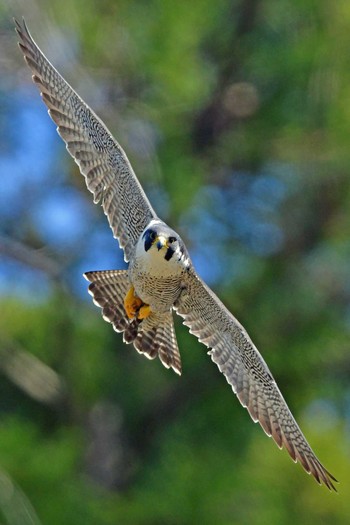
[[124, 286, 152, 320], [137, 304, 152, 319]]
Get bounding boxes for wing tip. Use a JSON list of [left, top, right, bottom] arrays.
[[83, 271, 92, 282], [13, 16, 23, 34], [252, 409, 339, 491], [280, 431, 339, 492], [14, 16, 30, 42], [309, 468, 339, 492]]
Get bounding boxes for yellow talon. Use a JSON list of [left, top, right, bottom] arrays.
[[138, 304, 152, 319], [124, 285, 143, 319], [123, 285, 152, 320]]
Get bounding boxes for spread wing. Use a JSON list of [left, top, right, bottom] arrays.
[[174, 271, 337, 491], [15, 18, 157, 262]]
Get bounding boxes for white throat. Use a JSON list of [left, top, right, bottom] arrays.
[[135, 239, 186, 277]]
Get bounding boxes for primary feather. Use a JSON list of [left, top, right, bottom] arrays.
[[15, 17, 156, 262]]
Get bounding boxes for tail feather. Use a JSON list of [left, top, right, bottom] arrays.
[[84, 270, 131, 332], [84, 270, 182, 374], [134, 313, 182, 375]]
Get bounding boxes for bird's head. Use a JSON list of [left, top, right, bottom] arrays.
[[139, 221, 190, 270], [143, 226, 178, 261]]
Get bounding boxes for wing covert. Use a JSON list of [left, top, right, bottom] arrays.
[[174, 271, 337, 490], [15, 18, 157, 262]]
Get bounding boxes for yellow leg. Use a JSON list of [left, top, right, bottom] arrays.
[[123, 285, 152, 320], [138, 304, 152, 319], [124, 285, 143, 319]]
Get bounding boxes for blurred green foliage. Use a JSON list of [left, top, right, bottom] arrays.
[[1, 0, 350, 523]]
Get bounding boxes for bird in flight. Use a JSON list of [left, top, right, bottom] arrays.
[[15, 18, 337, 490]]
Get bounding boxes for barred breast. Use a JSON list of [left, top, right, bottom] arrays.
[[129, 259, 186, 312]]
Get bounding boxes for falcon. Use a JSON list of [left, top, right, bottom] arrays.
[[15, 18, 337, 490]]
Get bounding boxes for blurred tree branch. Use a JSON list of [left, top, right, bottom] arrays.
[[193, 0, 260, 151], [0, 468, 42, 525], [0, 337, 67, 406], [0, 235, 61, 279]]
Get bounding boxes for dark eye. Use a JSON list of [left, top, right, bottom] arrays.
[[168, 236, 176, 244], [149, 230, 156, 240]]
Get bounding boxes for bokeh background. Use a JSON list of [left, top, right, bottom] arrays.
[[1, 0, 350, 523]]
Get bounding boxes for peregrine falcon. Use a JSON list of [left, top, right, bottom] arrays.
[[15, 18, 337, 490]]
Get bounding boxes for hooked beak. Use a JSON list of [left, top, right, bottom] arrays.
[[156, 235, 168, 251]]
